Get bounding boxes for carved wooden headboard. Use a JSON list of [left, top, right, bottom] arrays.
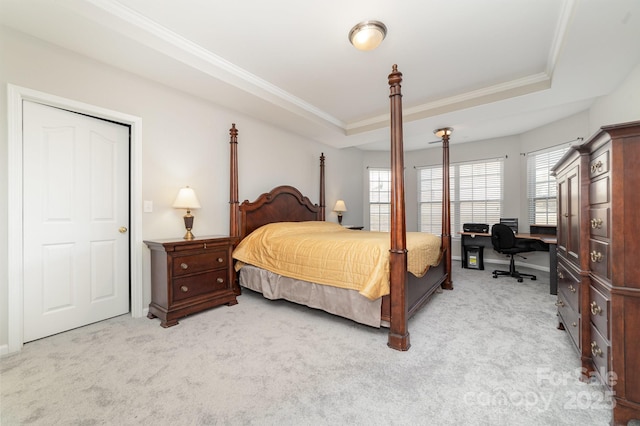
[[229, 124, 326, 240], [238, 185, 322, 239]]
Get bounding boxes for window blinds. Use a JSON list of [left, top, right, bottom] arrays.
[[369, 168, 391, 231], [526, 146, 569, 225], [418, 158, 503, 234]]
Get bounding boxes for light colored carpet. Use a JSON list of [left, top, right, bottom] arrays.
[[1, 262, 615, 425]]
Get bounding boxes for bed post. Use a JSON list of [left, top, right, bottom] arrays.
[[319, 153, 326, 221], [441, 132, 453, 290], [229, 123, 239, 238], [387, 64, 410, 351]]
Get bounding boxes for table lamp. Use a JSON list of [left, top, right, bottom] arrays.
[[172, 186, 201, 240], [333, 200, 347, 225]]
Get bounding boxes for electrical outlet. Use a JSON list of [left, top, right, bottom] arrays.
[[144, 200, 153, 213]]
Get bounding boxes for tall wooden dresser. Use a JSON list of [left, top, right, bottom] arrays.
[[552, 121, 640, 425]]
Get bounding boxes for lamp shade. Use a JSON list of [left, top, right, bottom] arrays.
[[172, 186, 201, 209], [348, 21, 387, 51], [333, 200, 347, 213]]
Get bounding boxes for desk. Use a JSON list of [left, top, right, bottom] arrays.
[[459, 232, 558, 295]]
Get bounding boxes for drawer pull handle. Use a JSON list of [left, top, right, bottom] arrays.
[[572, 322, 577, 327], [568, 284, 576, 293], [558, 271, 564, 279], [590, 301, 602, 316], [180, 263, 189, 270], [555, 300, 565, 307], [216, 277, 224, 284], [217, 257, 224, 263], [181, 285, 189, 293], [590, 218, 603, 229], [591, 160, 603, 173], [591, 341, 603, 357], [563, 213, 569, 218], [590, 251, 603, 263]]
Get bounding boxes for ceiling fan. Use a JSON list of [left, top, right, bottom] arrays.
[[428, 127, 454, 144]]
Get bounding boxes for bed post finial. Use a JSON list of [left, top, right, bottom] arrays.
[[388, 64, 402, 87], [230, 123, 240, 239], [387, 64, 410, 352], [319, 153, 326, 221]]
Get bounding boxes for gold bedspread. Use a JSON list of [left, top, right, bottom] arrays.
[[232, 221, 442, 300]]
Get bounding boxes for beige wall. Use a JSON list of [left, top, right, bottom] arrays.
[[0, 26, 362, 352]]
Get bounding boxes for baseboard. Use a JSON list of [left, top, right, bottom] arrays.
[[0, 343, 9, 357], [452, 256, 551, 273]]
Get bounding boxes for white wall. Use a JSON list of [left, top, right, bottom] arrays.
[[589, 63, 640, 131], [0, 26, 362, 351]]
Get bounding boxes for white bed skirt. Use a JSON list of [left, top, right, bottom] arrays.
[[239, 264, 383, 328]]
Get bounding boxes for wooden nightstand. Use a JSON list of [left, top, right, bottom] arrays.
[[144, 236, 239, 327]]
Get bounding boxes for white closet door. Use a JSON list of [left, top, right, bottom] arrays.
[[23, 101, 130, 342]]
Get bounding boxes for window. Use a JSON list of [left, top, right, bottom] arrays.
[[417, 166, 445, 234], [418, 158, 503, 234], [526, 146, 569, 225], [369, 168, 391, 231]]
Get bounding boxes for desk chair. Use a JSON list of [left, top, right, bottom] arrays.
[[490, 223, 537, 282]]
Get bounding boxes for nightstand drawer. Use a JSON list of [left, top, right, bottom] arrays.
[[173, 269, 229, 302], [173, 251, 228, 276]]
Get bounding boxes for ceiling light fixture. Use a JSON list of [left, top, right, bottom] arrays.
[[348, 20, 387, 51]]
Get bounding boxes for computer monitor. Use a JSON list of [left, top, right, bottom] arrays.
[[499, 218, 518, 233]]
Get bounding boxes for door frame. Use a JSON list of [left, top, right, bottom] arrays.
[[7, 84, 144, 354]]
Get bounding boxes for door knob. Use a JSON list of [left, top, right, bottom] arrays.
[[119, 226, 128, 233]]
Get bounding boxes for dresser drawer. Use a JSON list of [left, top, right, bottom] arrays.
[[173, 269, 229, 302], [590, 324, 610, 381], [589, 239, 609, 280], [557, 260, 580, 312], [558, 296, 580, 350], [589, 150, 609, 179], [588, 207, 609, 239], [589, 285, 609, 339], [589, 176, 609, 205], [173, 250, 228, 276]]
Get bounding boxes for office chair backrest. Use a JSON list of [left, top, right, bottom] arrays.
[[491, 223, 516, 251], [499, 218, 519, 233]]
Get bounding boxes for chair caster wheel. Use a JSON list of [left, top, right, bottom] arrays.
[[517, 278, 523, 282], [531, 277, 537, 281], [492, 274, 497, 279]]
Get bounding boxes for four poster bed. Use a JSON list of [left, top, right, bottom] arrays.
[[228, 65, 452, 350]]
